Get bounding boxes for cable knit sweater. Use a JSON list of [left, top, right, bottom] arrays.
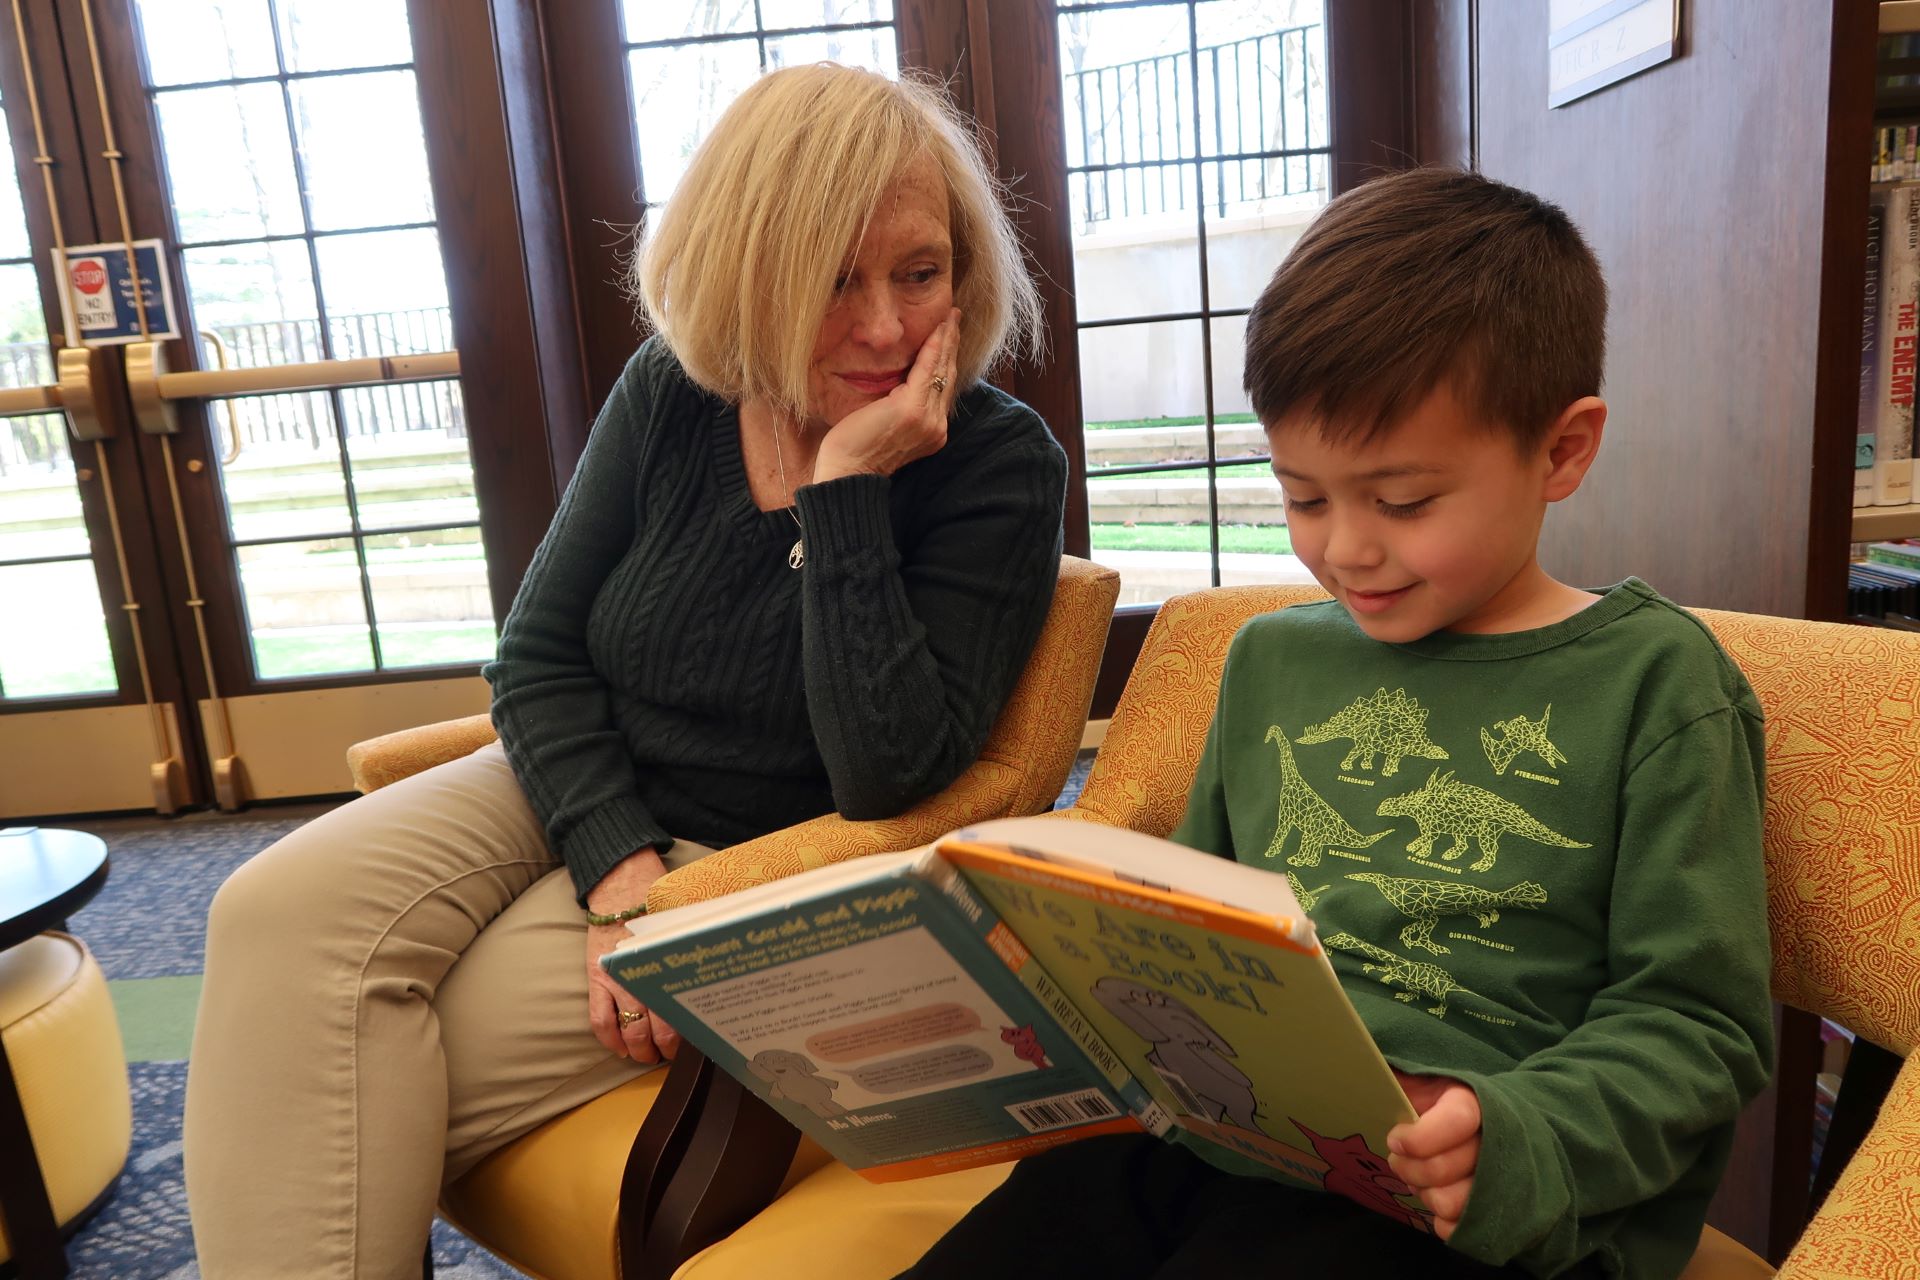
[[485, 338, 1068, 901]]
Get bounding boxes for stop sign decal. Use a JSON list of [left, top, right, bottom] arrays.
[[71, 259, 107, 294]]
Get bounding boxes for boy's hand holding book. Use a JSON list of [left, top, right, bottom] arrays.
[[1387, 1072, 1482, 1241]]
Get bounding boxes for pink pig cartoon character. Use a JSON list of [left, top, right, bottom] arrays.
[[1292, 1120, 1435, 1233], [1000, 1023, 1050, 1069]]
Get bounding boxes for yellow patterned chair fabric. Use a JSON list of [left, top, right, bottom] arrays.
[[346, 711, 500, 795], [675, 587, 1920, 1279], [346, 555, 1120, 1280], [1689, 609, 1920, 1280]]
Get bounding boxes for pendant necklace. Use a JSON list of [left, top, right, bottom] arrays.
[[771, 419, 805, 570]]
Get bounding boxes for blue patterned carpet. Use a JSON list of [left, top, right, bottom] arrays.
[[61, 802, 527, 1280], [52, 750, 1097, 1277]]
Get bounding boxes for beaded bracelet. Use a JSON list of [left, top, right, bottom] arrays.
[[585, 901, 649, 927]]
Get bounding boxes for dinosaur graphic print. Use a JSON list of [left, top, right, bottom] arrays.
[[1376, 769, 1590, 873], [1297, 687, 1449, 777], [1325, 931, 1476, 1018], [1480, 705, 1569, 776], [1286, 871, 1329, 912], [1345, 872, 1547, 955], [1260, 725, 1391, 868]]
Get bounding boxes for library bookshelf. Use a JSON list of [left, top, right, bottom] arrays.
[[1861, 3, 1920, 547]]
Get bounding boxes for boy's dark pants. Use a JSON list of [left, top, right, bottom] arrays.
[[896, 1134, 1599, 1279]]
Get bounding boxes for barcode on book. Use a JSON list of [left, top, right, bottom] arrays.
[[1005, 1088, 1122, 1133], [1152, 1069, 1211, 1120]]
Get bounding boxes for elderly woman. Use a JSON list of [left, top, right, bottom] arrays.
[[183, 63, 1066, 1278]]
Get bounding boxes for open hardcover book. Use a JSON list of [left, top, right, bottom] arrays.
[[601, 815, 1430, 1231]]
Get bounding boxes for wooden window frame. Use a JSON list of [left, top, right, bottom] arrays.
[[535, 2, 1414, 723], [0, 2, 196, 722]]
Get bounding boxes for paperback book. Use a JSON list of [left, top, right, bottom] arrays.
[[600, 815, 1430, 1231]]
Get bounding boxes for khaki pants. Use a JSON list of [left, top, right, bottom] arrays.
[[183, 742, 710, 1279]]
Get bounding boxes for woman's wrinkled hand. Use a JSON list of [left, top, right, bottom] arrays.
[[812, 308, 961, 483], [584, 850, 680, 1063]]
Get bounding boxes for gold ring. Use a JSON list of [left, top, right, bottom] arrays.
[[617, 1009, 645, 1028], [930, 375, 947, 393]]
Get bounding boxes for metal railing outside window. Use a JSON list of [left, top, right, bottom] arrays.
[[1064, 23, 1328, 231]]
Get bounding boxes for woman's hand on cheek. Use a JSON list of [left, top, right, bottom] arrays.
[[812, 308, 960, 483]]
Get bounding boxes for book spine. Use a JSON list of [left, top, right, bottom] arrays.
[[923, 856, 1169, 1134], [1877, 183, 1919, 506], [1867, 542, 1920, 570], [1861, 189, 1889, 508]]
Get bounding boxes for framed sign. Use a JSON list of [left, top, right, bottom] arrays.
[[1549, 0, 1682, 108], [52, 239, 180, 347]]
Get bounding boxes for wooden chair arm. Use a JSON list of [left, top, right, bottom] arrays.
[[1776, 1049, 1920, 1277], [646, 759, 1026, 913]]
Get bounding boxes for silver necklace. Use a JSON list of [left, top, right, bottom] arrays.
[[770, 419, 805, 570]]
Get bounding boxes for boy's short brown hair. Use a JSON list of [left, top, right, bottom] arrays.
[[1244, 166, 1606, 450]]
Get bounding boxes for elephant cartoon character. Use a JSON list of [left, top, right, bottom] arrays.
[[1089, 977, 1261, 1132], [747, 1049, 847, 1118]]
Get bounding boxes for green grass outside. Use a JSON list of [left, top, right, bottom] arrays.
[[248, 541, 484, 567], [1092, 523, 1292, 555], [2, 622, 499, 695], [1085, 413, 1260, 431], [3, 517, 1290, 697], [252, 623, 497, 679], [0, 649, 115, 699]]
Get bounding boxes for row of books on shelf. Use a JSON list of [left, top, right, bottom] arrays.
[[1847, 540, 1920, 621], [1873, 125, 1920, 182], [1855, 182, 1920, 507]]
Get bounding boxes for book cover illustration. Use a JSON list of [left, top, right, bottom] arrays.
[[939, 830, 1431, 1231], [602, 856, 1142, 1180]]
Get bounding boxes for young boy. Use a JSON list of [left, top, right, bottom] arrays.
[[901, 168, 1774, 1279]]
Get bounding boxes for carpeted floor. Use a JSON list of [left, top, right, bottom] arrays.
[[51, 751, 1098, 1277], [61, 801, 528, 1279]]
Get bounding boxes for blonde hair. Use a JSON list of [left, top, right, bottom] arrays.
[[634, 63, 1043, 419]]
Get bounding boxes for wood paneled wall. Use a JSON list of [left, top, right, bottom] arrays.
[[1409, 2, 1883, 1261], [1444, 0, 1869, 621]]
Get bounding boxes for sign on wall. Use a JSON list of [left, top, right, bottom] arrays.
[[52, 239, 180, 347], [1549, 0, 1682, 109]]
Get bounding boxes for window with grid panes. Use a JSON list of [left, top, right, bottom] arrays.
[[0, 80, 116, 700], [1062, 0, 1330, 607], [623, 1, 899, 211], [130, 0, 492, 679]]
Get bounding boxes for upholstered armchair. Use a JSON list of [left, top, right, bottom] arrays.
[[343, 555, 1121, 1280], [659, 585, 1920, 1280]]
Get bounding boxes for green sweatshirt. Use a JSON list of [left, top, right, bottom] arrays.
[[1172, 579, 1773, 1279]]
